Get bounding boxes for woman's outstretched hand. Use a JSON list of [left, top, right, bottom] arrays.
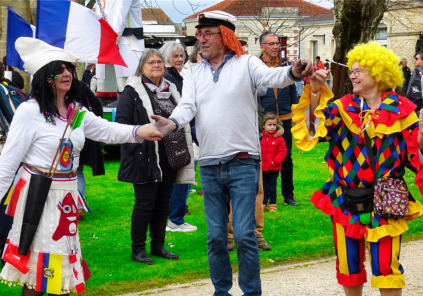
[[309, 69, 330, 91], [136, 124, 163, 141]]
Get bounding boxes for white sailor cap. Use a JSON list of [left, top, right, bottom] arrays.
[[196, 11, 237, 32], [15, 37, 79, 75]]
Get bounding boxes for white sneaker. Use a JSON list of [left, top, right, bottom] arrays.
[[166, 221, 197, 232]]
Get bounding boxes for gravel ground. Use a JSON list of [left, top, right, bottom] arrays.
[[121, 240, 423, 296]]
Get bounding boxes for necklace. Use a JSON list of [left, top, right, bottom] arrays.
[[359, 96, 381, 133]]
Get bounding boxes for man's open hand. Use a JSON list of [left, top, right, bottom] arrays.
[[151, 115, 177, 137]]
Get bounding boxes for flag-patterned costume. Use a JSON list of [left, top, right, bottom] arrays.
[[0, 101, 142, 294], [292, 85, 423, 288]]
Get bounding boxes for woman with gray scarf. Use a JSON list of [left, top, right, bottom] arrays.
[[116, 49, 195, 265]]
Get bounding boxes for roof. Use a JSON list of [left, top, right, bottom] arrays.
[[142, 8, 173, 23], [184, 0, 329, 20], [297, 8, 334, 24]]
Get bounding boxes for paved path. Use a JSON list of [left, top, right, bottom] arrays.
[[121, 240, 423, 296]]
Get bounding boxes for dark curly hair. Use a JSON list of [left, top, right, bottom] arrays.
[[29, 61, 79, 116]]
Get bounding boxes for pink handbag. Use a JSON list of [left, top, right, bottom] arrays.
[[374, 177, 409, 219]]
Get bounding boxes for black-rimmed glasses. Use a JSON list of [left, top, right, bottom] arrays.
[[261, 42, 280, 47]]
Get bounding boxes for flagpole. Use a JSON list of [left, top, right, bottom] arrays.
[[96, 0, 108, 21]]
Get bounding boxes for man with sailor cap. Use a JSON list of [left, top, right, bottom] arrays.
[[152, 10, 313, 295]]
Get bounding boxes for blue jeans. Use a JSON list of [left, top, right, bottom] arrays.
[[169, 184, 190, 225], [262, 171, 279, 205], [200, 158, 261, 296]]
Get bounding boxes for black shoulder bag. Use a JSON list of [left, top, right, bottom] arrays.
[[142, 83, 191, 170], [341, 132, 374, 214]]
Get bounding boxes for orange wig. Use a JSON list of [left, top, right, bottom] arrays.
[[219, 25, 245, 57], [196, 26, 245, 58]]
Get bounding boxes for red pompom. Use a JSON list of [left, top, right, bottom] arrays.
[[362, 168, 374, 183]]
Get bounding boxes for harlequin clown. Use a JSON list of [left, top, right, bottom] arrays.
[[0, 37, 161, 296], [292, 41, 423, 295]]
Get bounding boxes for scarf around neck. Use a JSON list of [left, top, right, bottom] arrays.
[[142, 75, 171, 100]]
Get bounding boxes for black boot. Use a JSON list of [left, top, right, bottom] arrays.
[[284, 197, 299, 206], [131, 250, 153, 265], [151, 247, 180, 260]]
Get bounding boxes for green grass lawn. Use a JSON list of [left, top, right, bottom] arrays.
[[2, 142, 423, 296]]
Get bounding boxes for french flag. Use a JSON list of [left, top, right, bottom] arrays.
[[36, 0, 126, 67]]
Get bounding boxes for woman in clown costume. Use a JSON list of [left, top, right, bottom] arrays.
[[292, 41, 423, 296]]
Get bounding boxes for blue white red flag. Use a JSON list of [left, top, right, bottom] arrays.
[[6, 7, 36, 70], [36, 0, 126, 67]]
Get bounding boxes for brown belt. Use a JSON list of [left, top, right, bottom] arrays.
[[24, 164, 77, 179], [236, 152, 249, 159]]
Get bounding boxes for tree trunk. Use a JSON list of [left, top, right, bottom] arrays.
[[332, 0, 386, 99]]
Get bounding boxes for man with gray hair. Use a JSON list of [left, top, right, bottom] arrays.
[[259, 31, 299, 207], [152, 11, 313, 295]]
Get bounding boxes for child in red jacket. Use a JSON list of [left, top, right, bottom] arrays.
[[261, 113, 287, 212]]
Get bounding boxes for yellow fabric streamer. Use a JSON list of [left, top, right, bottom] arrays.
[[292, 84, 333, 151]]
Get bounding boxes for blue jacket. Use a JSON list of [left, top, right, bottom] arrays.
[[259, 57, 298, 116]]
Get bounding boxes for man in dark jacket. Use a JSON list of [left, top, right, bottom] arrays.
[[81, 63, 96, 87], [258, 31, 299, 206], [406, 53, 423, 112], [401, 58, 411, 91], [2, 56, 24, 90]]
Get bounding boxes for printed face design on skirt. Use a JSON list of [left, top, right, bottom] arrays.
[[52, 192, 78, 241]]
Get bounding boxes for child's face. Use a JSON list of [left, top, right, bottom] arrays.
[[263, 119, 277, 134]]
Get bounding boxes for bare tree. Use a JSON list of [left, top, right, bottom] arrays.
[[235, 1, 323, 34], [330, 0, 423, 98]]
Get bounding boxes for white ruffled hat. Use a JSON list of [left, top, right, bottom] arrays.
[[15, 37, 80, 75], [196, 11, 237, 32]]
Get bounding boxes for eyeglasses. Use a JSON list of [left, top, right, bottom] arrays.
[[348, 68, 367, 77], [261, 42, 280, 47], [415, 57, 422, 61], [195, 32, 221, 40], [146, 60, 164, 66], [57, 65, 74, 75]]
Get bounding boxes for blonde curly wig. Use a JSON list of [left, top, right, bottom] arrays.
[[346, 41, 403, 91]]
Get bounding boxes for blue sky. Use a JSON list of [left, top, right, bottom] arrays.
[[157, 0, 334, 24]]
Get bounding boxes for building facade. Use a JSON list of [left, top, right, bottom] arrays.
[[183, 0, 329, 59]]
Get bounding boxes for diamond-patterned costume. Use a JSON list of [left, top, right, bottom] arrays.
[[292, 85, 423, 288]]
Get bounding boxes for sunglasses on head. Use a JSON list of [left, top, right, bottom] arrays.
[[57, 65, 74, 75]]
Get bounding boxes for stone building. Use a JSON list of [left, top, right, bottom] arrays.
[[297, 9, 335, 63], [298, 1, 423, 67], [183, 0, 329, 59], [383, 0, 423, 66]]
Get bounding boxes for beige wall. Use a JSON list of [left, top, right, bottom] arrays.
[[299, 23, 334, 62], [383, 3, 423, 70]]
